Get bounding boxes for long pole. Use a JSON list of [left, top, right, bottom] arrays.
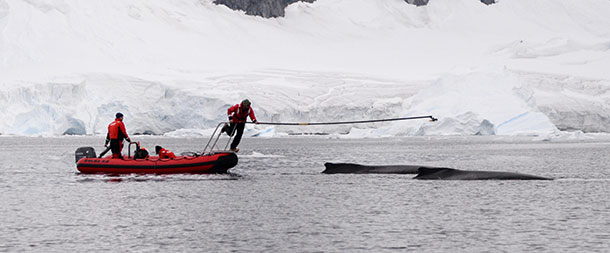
[[247, 115, 437, 125]]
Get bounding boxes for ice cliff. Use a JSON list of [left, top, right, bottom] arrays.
[[0, 0, 609, 137]]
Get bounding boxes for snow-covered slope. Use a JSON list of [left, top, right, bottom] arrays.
[[1, 0, 609, 137]]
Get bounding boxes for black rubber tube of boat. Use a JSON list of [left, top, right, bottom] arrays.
[[246, 115, 438, 125]]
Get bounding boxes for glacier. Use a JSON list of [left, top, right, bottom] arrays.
[[1, 0, 610, 138]]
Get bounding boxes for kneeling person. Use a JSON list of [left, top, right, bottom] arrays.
[[156, 146, 176, 159]]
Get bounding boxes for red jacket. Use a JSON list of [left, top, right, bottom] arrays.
[[227, 103, 257, 123], [107, 119, 129, 140], [159, 148, 176, 159]]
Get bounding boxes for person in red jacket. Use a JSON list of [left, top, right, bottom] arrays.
[[155, 146, 176, 159], [221, 99, 259, 152], [105, 112, 131, 159]]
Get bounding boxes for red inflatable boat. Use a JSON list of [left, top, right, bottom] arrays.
[[75, 123, 245, 174], [75, 146, 238, 174]]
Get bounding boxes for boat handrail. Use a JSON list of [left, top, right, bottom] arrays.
[[127, 141, 140, 158], [202, 122, 235, 156]]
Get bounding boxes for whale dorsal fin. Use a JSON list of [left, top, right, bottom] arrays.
[[417, 167, 452, 175]]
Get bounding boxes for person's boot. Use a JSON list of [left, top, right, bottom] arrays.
[[221, 123, 230, 135], [230, 148, 239, 152]]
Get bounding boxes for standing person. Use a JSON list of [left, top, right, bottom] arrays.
[[221, 99, 259, 152], [105, 112, 131, 159]]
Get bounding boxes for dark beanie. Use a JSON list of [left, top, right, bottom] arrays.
[[116, 112, 124, 118]]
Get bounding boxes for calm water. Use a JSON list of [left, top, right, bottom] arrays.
[[0, 136, 609, 252]]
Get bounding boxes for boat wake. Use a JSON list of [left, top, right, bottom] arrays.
[[240, 151, 284, 158]]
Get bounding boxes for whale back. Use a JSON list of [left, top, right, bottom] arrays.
[[323, 162, 421, 174], [414, 167, 552, 180], [323, 162, 552, 180], [413, 167, 456, 179]]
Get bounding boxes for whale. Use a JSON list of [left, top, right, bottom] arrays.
[[323, 162, 436, 174], [323, 162, 552, 180], [413, 167, 552, 180]]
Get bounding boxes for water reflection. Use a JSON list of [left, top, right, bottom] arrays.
[[75, 172, 242, 183]]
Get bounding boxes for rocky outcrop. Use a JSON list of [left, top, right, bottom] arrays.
[[401, 0, 497, 7], [214, 0, 496, 17], [404, 0, 430, 6], [214, 0, 315, 18]]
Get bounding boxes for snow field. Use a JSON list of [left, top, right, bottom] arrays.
[[1, 0, 609, 137]]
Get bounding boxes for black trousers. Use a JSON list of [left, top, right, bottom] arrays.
[[110, 139, 123, 157], [228, 123, 245, 149]]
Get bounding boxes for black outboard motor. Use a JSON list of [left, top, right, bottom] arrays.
[[75, 147, 96, 163], [134, 148, 149, 159]]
